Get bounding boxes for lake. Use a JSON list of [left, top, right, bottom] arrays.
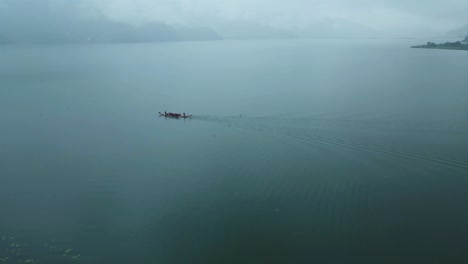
[[1, 39, 468, 263]]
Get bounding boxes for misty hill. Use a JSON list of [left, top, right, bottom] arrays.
[[0, 1, 221, 44], [172, 25, 222, 41], [131, 22, 180, 42], [213, 22, 297, 40], [0, 19, 221, 44], [297, 19, 377, 39], [446, 23, 468, 37], [0, 18, 221, 44]]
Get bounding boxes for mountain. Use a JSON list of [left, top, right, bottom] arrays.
[[133, 23, 222, 42], [0, 2, 220, 44], [0, 17, 223, 44], [213, 21, 297, 40], [67, 19, 141, 43], [296, 19, 378, 39], [173, 25, 222, 41], [128, 22, 181, 43], [446, 23, 468, 37]]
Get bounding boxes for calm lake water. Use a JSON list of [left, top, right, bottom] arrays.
[[1, 39, 468, 263]]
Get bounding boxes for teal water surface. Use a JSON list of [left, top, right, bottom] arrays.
[[1, 39, 468, 263]]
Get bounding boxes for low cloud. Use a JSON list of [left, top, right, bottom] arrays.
[[1, 0, 467, 42]]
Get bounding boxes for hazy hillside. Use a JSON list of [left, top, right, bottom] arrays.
[[0, 2, 221, 44], [446, 23, 468, 37], [213, 21, 297, 40], [297, 19, 377, 39], [173, 25, 222, 41]]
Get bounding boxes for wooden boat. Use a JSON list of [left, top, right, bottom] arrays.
[[159, 112, 192, 118]]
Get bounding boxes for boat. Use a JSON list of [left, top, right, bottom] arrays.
[[159, 112, 192, 118]]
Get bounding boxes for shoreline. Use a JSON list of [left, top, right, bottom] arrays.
[[411, 45, 468, 50]]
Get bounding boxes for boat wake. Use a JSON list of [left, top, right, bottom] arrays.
[[197, 115, 468, 172]]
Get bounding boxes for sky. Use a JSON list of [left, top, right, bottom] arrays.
[[89, 0, 468, 34], [1, 0, 468, 36]]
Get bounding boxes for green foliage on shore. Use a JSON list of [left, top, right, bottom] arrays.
[[411, 41, 468, 50]]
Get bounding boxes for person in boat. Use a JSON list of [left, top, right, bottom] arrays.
[[183, 112, 186, 117], [164, 111, 167, 115]]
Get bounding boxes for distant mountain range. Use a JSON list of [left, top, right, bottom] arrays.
[[0, 18, 222, 44], [0, 2, 386, 43], [296, 19, 377, 39], [212, 22, 298, 40], [0, 2, 221, 44], [173, 25, 223, 41], [6, 2, 465, 45], [446, 23, 468, 37], [211, 19, 378, 40]]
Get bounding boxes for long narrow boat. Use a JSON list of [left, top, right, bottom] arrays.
[[159, 112, 192, 118]]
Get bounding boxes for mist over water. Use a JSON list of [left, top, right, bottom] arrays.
[[1, 39, 468, 263]]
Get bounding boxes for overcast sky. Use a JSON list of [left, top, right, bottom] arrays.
[[1, 0, 468, 35], [88, 0, 468, 33]]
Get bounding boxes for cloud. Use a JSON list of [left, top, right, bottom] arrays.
[[85, 0, 467, 33], [1, 0, 467, 37]]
